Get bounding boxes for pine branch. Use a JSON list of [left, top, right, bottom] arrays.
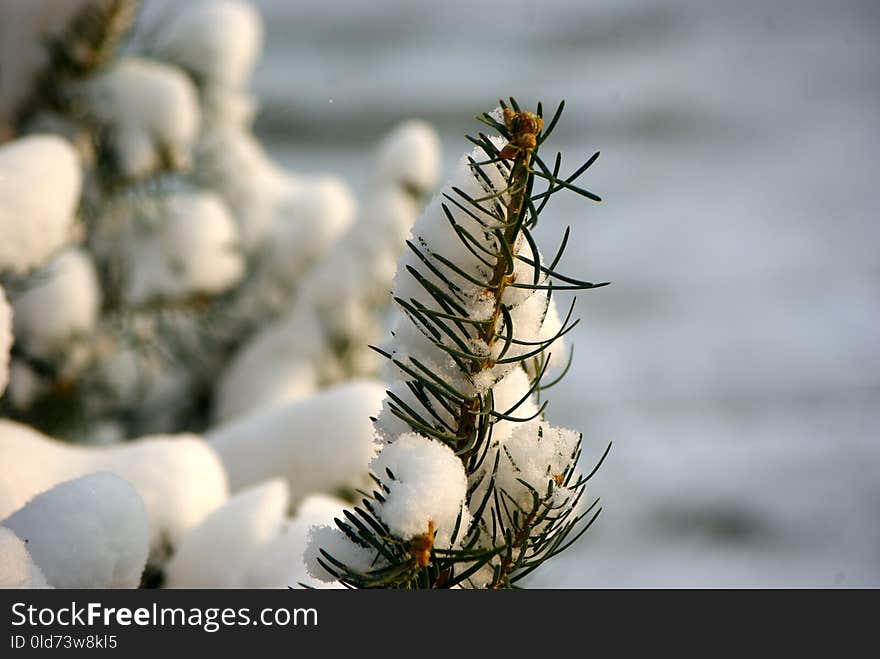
[[308, 98, 609, 589]]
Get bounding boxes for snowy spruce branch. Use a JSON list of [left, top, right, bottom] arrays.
[[305, 99, 611, 589]]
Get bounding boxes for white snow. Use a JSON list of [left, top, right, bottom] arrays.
[[495, 421, 580, 509], [0, 420, 228, 556], [0, 526, 52, 589], [265, 175, 356, 289], [304, 523, 379, 583], [214, 319, 322, 422], [371, 433, 469, 545], [374, 119, 442, 195], [0, 286, 11, 397], [11, 249, 100, 357], [208, 381, 385, 501], [84, 57, 200, 180], [489, 366, 541, 444], [152, 0, 264, 90], [164, 479, 287, 588], [0, 135, 80, 274], [2, 473, 149, 588], [122, 191, 245, 304], [245, 494, 348, 589], [194, 125, 292, 252]]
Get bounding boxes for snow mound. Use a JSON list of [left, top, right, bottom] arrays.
[[371, 433, 469, 545], [2, 473, 149, 588], [164, 479, 288, 588], [374, 119, 442, 194], [123, 191, 245, 304], [245, 494, 348, 589], [153, 0, 263, 89], [0, 135, 80, 274], [0, 420, 228, 556], [267, 175, 356, 288], [84, 58, 199, 180], [215, 330, 320, 423], [194, 125, 291, 252], [0, 527, 52, 589], [11, 249, 100, 357], [208, 381, 385, 501]]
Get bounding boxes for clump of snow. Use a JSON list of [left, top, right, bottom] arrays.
[[0, 286, 11, 396], [11, 249, 100, 357], [496, 422, 580, 503], [208, 381, 385, 501], [122, 191, 245, 304], [266, 176, 357, 289], [164, 479, 287, 588], [245, 494, 348, 589], [0, 420, 228, 556], [0, 135, 80, 274], [0, 527, 52, 589], [214, 324, 321, 423], [374, 119, 442, 195], [194, 126, 292, 252], [371, 433, 469, 545], [2, 473, 149, 588], [304, 523, 379, 583], [153, 0, 263, 90], [83, 57, 200, 180]]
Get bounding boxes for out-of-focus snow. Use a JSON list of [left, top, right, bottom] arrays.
[[194, 126, 291, 252], [214, 120, 438, 423], [0, 421, 228, 556], [0, 135, 80, 274], [208, 381, 385, 500], [265, 176, 356, 289], [0, 0, 96, 136], [245, 494, 348, 589], [164, 479, 287, 588], [152, 0, 263, 90], [0, 286, 11, 396], [122, 191, 245, 304], [0, 526, 52, 589], [11, 249, 100, 357], [83, 57, 200, 180], [167, 485, 351, 588], [2, 473, 149, 588], [373, 119, 441, 194]]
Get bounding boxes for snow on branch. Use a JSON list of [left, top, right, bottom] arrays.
[[306, 99, 610, 589]]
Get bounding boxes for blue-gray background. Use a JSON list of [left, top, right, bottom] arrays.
[[249, 0, 879, 586]]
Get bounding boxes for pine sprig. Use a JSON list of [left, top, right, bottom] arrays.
[[314, 98, 610, 588]]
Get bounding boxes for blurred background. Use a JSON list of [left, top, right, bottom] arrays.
[[251, 0, 880, 586]]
